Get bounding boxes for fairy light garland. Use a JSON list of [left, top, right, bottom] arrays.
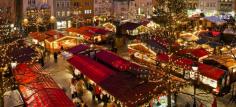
[[0, 39, 41, 71]]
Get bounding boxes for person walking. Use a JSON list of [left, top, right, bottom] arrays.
[[53, 52, 58, 63]]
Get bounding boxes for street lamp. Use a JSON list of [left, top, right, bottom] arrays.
[[36, 17, 43, 32], [22, 18, 29, 34], [49, 16, 56, 29], [192, 63, 199, 107]]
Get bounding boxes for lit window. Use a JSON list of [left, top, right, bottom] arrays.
[[67, 11, 70, 16], [62, 11, 65, 16], [57, 11, 60, 16]]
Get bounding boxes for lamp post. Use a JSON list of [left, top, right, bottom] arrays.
[[192, 63, 199, 107], [22, 18, 29, 34], [36, 17, 43, 32], [49, 16, 56, 30]]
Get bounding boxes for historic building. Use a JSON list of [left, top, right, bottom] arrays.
[[94, 0, 113, 17], [218, 0, 234, 15], [198, 0, 219, 16], [112, 0, 153, 20], [22, 0, 54, 32], [53, 0, 72, 29], [112, 0, 136, 20], [0, 0, 16, 43], [134, 0, 153, 19], [71, 0, 94, 27]]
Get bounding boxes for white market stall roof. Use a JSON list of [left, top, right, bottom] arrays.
[[204, 16, 226, 25]]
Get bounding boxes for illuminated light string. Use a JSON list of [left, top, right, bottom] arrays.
[[0, 39, 41, 71]]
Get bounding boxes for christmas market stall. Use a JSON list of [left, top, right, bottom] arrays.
[[203, 55, 236, 83], [28, 32, 50, 46], [179, 32, 199, 42], [120, 22, 142, 36], [157, 53, 227, 95], [0, 39, 41, 69], [13, 64, 75, 107], [66, 26, 112, 43], [128, 43, 156, 65], [44, 30, 81, 52], [67, 44, 90, 55], [95, 50, 149, 79], [67, 55, 166, 106], [177, 48, 209, 62], [201, 16, 226, 28], [102, 22, 116, 32]]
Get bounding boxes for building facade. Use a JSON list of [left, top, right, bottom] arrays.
[[134, 0, 153, 19], [22, 0, 54, 32], [71, 0, 94, 27], [218, 0, 234, 15], [112, 0, 136, 20], [112, 0, 153, 20], [54, 0, 72, 29], [94, 0, 113, 17], [198, 0, 219, 16], [0, 0, 16, 39]]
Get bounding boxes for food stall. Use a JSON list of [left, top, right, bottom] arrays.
[[44, 30, 81, 52], [203, 55, 236, 83], [120, 22, 141, 36], [157, 53, 226, 95], [67, 54, 164, 107], [66, 26, 111, 43], [179, 32, 199, 42], [28, 32, 49, 46], [13, 64, 75, 107], [128, 43, 156, 65], [201, 16, 226, 28], [103, 22, 116, 32]]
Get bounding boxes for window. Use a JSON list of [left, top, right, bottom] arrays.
[[84, 10, 92, 14], [85, 2, 90, 6], [57, 11, 60, 17], [67, 11, 70, 16], [62, 11, 65, 17], [57, 2, 60, 7]]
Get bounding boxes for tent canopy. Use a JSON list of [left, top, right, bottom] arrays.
[[14, 64, 74, 107], [67, 44, 89, 55], [67, 55, 163, 106], [198, 63, 225, 80], [204, 16, 226, 25]]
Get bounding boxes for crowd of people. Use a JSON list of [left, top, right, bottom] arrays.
[[70, 71, 115, 107]]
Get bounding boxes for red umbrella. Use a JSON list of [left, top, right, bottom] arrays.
[[212, 97, 217, 107]]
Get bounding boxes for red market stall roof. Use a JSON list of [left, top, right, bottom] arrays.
[[157, 53, 225, 80], [212, 31, 221, 37], [67, 44, 89, 54], [66, 27, 110, 39], [157, 53, 170, 62], [152, 36, 179, 48], [121, 22, 141, 30], [178, 48, 209, 58], [96, 50, 147, 72], [14, 64, 75, 107], [191, 48, 209, 58], [174, 58, 193, 70], [13, 64, 37, 84], [29, 32, 49, 42], [19, 86, 75, 107], [45, 34, 65, 42], [157, 54, 193, 70], [67, 55, 116, 83], [67, 55, 163, 106], [66, 27, 79, 33], [45, 30, 60, 36], [198, 63, 225, 80]]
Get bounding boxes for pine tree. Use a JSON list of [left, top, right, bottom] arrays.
[[152, 0, 189, 107]]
